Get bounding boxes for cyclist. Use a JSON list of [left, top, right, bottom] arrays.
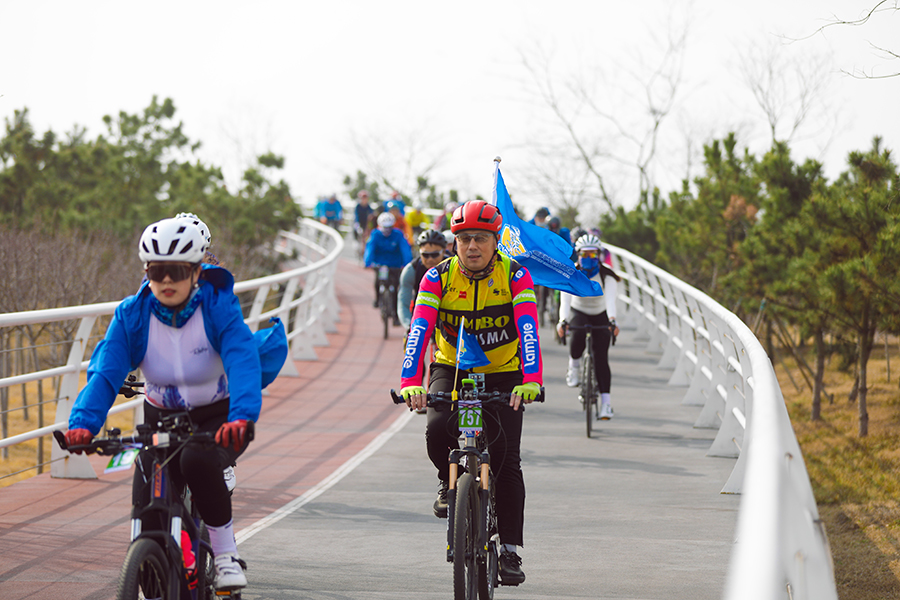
[[64, 218, 264, 592], [557, 234, 621, 420], [397, 229, 447, 331], [528, 206, 550, 228], [433, 200, 458, 232], [399, 200, 543, 586], [364, 212, 412, 325], [588, 227, 614, 266], [353, 190, 374, 242], [386, 195, 414, 245], [405, 200, 431, 238], [441, 229, 456, 258], [315, 194, 343, 229], [547, 216, 572, 245], [570, 226, 587, 245]]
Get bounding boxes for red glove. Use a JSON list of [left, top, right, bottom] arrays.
[[216, 420, 249, 451], [64, 428, 94, 454]]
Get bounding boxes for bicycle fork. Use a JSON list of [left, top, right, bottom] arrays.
[[446, 436, 491, 563]]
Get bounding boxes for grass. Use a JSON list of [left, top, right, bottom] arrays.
[[777, 341, 900, 599], [0, 375, 136, 488]]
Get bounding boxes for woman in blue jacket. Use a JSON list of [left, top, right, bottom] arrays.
[[364, 211, 412, 325], [65, 218, 260, 592]]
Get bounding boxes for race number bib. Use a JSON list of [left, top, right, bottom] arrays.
[[458, 401, 483, 432]]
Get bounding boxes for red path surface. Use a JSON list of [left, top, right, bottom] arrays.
[[0, 260, 407, 600]]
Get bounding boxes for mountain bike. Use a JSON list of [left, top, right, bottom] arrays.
[[54, 381, 253, 600], [563, 323, 615, 438], [375, 264, 395, 339], [391, 379, 545, 600]]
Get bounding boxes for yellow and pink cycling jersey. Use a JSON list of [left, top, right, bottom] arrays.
[[400, 253, 543, 388]]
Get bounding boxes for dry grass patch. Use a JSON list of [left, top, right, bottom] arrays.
[[0, 376, 135, 488], [777, 344, 900, 600]]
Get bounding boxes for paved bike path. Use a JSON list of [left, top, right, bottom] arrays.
[[236, 326, 740, 599], [0, 259, 408, 600]]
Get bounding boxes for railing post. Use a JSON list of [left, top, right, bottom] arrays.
[[51, 316, 98, 479], [277, 277, 301, 377], [246, 284, 271, 333]]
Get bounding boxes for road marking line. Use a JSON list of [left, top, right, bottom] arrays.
[[235, 408, 415, 544]]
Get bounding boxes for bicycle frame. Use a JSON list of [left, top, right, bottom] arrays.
[[54, 398, 249, 599], [446, 420, 492, 565], [129, 418, 211, 599]]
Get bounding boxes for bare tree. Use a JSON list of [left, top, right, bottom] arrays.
[[738, 39, 839, 146], [525, 146, 593, 225], [798, 1, 899, 79], [518, 7, 689, 216], [345, 126, 447, 198], [212, 101, 282, 192]]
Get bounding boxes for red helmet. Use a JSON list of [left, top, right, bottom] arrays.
[[450, 201, 502, 234]]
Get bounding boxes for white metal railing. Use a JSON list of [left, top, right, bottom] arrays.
[[0, 219, 343, 479], [605, 243, 837, 600]]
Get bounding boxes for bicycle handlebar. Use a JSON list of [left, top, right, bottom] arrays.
[[118, 379, 145, 398], [390, 387, 546, 406], [55, 377, 256, 455], [52, 427, 225, 456]]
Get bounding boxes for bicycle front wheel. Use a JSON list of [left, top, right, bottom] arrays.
[[582, 345, 594, 438], [116, 538, 170, 600], [477, 481, 498, 600], [453, 472, 479, 600], [380, 287, 391, 339]]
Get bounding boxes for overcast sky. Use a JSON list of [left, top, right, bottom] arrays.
[[3, 1, 898, 218]]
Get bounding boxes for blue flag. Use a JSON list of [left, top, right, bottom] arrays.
[[456, 317, 490, 370], [491, 160, 603, 297]]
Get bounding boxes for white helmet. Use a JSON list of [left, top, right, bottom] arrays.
[[174, 212, 211, 245], [574, 234, 602, 252], [377, 212, 396, 229], [139, 218, 207, 264], [442, 230, 455, 245]]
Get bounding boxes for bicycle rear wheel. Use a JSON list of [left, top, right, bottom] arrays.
[[116, 538, 170, 600], [582, 343, 594, 438], [453, 472, 479, 600], [380, 286, 390, 339]]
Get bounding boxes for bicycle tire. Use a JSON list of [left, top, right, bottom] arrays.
[[453, 472, 479, 600], [116, 538, 170, 600], [582, 342, 594, 438], [477, 481, 498, 600], [196, 523, 216, 600], [380, 286, 390, 339]]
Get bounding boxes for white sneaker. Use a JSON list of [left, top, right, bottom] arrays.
[[599, 404, 614, 420], [566, 368, 579, 387], [223, 466, 236, 493], [214, 552, 247, 590]]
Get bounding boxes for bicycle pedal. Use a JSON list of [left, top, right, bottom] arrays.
[[215, 590, 241, 599]]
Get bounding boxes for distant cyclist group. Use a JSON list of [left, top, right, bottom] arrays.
[[60, 190, 619, 597]]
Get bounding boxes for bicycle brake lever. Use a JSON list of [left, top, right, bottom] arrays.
[[52, 430, 68, 450]]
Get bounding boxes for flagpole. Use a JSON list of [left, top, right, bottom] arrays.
[[490, 156, 501, 207], [453, 316, 465, 403]]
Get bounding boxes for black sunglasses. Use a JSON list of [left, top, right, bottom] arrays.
[[420, 251, 442, 259], [146, 263, 196, 283]]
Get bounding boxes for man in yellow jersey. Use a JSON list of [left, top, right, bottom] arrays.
[[399, 200, 543, 586]]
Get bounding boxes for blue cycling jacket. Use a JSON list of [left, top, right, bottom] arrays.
[[68, 264, 263, 434], [315, 199, 343, 221], [364, 228, 412, 269]]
